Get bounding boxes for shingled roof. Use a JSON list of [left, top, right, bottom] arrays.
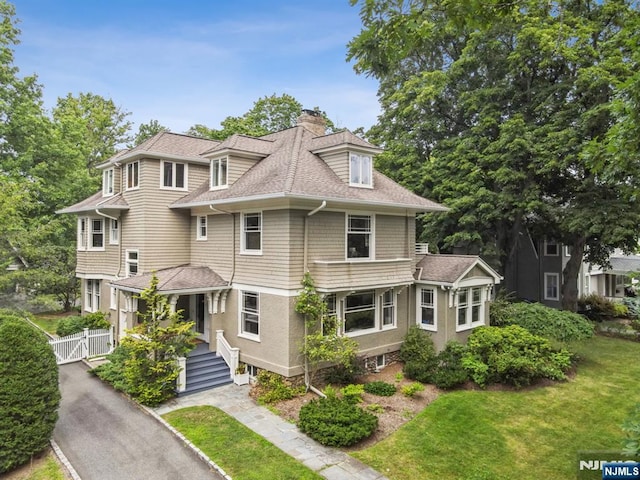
[[111, 265, 228, 293], [56, 191, 129, 215], [172, 126, 447, 212], [415, 254, 502, 285]]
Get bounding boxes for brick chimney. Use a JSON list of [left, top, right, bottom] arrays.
[[296, 109, 326, 136]]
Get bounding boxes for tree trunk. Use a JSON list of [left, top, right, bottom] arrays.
[[561, 237, 586, 311]]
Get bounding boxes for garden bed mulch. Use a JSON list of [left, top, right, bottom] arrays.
[[268, 363, 440, 450]]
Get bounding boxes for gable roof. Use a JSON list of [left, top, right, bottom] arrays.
[[172, 126, 447, 212], [415, 254, 502, 285], [594, 255, 640, 275], [111, 265, 228, 294]]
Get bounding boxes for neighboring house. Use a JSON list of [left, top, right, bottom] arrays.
[[58, 110, 501, 383], [584, 253, 640, 299]]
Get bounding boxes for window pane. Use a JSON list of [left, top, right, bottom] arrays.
[[421, 289, 433, 306], [245, 213, 261, 230], [383, 306, 394, 326], [361, 156, 371, 185], [347, 233, 369, 258], [243, 292, 258, 312], [163, 162, 173, 187], [220, 158, 227, 185], [458, 307, 467, 325], [349, 216, 370, 232], [345, 310, 375, 332], [345, 292, 374, 310], [472, 305, 480, 323], [350, 155, 360, 184], [175, 163, 185, 188], [243, 313, 259, 334], [421, 307, 434, 325]]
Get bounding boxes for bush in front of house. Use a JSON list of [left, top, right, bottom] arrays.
[[400, 325, 438, 383], [462, 325, 572, 388], [0, 312, 60, 473], [254, 370, 304, 404], [623, 297, 640, 319], [56, 311, 111, 337], [363, 381, 397, 396], [431, 341, 469, 389], [298, 397, 378, 447], [577, 294, 618, 322], [91, 343, 132, 393], [491, 301, 594, 343]]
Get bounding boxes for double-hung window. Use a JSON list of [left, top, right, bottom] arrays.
[[162, 161, 186, 189], [211, 157, 228, 189], [544, 240, 559, 256], [103, 168, 114, 196], [381, 290, 396, 328], [126, 250, 139, 276], [347, 214, 372, 259], [126, 161, 139, 190], [78, 218, 88, 250], [344, 291, 376, 334], [196, 216, 207, 240], [85, 279, 100, 312], [349, 153, 372, 187], [242, 212, 262, 254], [544, 273, 559, 301], [109, 219, 119, 245], [240, 291, 259, 339], [457, 287, 484, 331], [419, 287, 436, 331], [90, 219, 104, 250]]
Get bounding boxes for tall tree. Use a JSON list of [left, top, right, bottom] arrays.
[[348, 0, 640, 310], [187, 93, 336, 139], [130, 119, 168, 147]]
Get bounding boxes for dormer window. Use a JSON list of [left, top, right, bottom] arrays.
[[349, 153, 372, 187], [103, 168, 114, 196], [211, 157, 228, 189]]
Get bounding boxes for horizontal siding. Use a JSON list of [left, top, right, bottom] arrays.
[[307, 211, 345, 261], [190, 213, 234, 279], [320, 151, 349, 183], [76, 245, 120, 276], [310, 259, 415, 290], [376, 214, 410, 260], [228, 156, 259, 186]]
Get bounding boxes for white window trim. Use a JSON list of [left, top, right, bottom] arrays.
[[544, 272, 560, 301], [455, 286, 485, 332], [110, 286, 117, 310], [349, 152, 373, 188], [210, 157, 229, 190], [77, 217, 88, 250], [126, 249, 139, 277], [343, 290, 377, 337], [241, 212, 262, 255], [103, 168, 114, 196], [380, 290, 397, 330], [238, 290, 260, 341], [85, 279, 100, 313], [88, 218, 105, 251], [109, 218, 119, 245], [417, 286, 437, 332], [544, 240, 559, 256], [345, 213, 375, 261], [125, 161, 140, 191], [160, 160, 188, 190], [196, 215, 207, 241]]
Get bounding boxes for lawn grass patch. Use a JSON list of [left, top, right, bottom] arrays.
[[4, 449, 66, 480], [353, 336, 640, 480], [163, 405, 322, 480], [31, 312, 74, 336]]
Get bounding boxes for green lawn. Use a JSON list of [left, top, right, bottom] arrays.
[[30, 312, 72, 335], [352, 336, 640, 480], [5, 450, 67, 480], [163, 406, 323, 480]]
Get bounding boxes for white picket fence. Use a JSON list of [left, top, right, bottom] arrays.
[[49, 327, 114, 365]]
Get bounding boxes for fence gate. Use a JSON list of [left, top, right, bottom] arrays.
[[49, 327, 114, 365]]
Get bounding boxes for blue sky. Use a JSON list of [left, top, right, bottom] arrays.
[[11, 0, 380, 134]]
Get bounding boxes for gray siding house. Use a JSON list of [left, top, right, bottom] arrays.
[[59, 111, 501, 384]]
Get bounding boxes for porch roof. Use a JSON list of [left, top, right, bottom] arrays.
[[595, 255, 640, 275], [111, 265, 229, 294], [415, 254, 502, 286]]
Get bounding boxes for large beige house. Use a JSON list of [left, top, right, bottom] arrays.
[[59, 110, 501, 392]]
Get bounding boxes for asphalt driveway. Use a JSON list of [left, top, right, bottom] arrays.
[[54, 362, 223, 480]]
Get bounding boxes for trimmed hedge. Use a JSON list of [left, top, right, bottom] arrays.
[[298, 397, 378, 447], [400, 326, 438, 383], [363, 381, 397, 396], [490, 301, 594, 343], [56, 311, 111, 337], [0, 313, 60, 473]]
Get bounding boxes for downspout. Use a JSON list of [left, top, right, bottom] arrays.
[[303, 201, 327, 394]]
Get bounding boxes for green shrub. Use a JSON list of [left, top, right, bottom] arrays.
[[363, 381, 397, 396], [490, 301, 594, 343], [56, 311, 111, 337], [400, 326, 438, 383], [322, 356, 363, 385], [298, 397, 378, 447], [91, 344, 133, 392], [340, 384, 365, 404], [614, 303, 629, 318], [578, 294, 618, 321], [0, 314, 60, 473], [401, 382, 425, 397], [431, 341, 469, 389], [255, 371, 304, 404], [462, 326, 572, 388], [622, 403, 640, 455], [367, 403, 384, 414], [623, 297, 640, 319]]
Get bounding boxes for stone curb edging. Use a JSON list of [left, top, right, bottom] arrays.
[[140, 405, 233, 480], [50, 439, 82, 480]]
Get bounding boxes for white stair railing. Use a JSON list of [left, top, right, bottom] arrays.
[[216, 330, 239, 380]]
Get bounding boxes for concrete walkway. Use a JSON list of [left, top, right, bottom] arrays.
[[154, 384, 389, 480], [55, 362, 224, 480]]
